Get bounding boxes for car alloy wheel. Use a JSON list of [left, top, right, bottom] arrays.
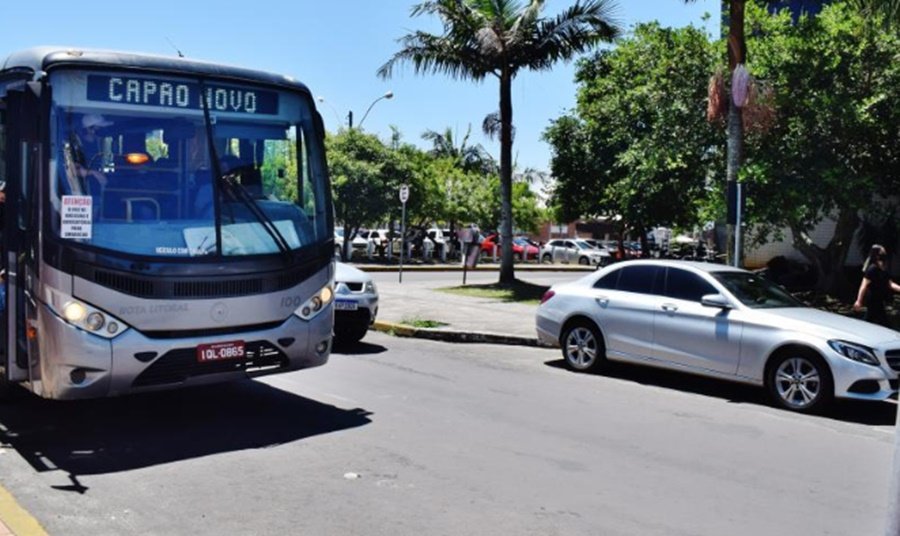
[[768, 353, 832, 412], [579, 256, 590, 266], [562, 322, 604, 372]]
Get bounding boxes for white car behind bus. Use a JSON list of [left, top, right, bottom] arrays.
[[333, 263, 379, 344]]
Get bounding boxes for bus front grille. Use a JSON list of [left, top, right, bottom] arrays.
[[83, 266, 307, 299], [95, 270, 156, 297], [132, 340, 289, 387], [173, 279, 263, 297]]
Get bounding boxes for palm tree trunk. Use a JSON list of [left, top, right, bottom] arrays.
[[726, 100, 744, 265], [726, 0, 746, 266], [499, 70, 515, 284]]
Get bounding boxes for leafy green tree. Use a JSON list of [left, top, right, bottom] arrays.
[[379, 0, 620, 284], [544, 22, 720, 247], [327, 129, 396, 259], [741, 2, 900, 296]]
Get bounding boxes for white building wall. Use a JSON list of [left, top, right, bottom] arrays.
[[744, 218, 864, 269]]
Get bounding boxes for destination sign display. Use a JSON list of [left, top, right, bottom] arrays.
[[86, 75, 279, 115]]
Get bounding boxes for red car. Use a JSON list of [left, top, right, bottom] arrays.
[[480, 234, 540, 261]]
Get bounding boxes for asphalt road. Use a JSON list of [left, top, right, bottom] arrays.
[[0, 332, 896, 535]]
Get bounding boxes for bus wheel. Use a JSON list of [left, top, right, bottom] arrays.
[[0, 376, 22, 403]]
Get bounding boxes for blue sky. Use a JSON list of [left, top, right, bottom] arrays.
[[0, 1, 720, 172]]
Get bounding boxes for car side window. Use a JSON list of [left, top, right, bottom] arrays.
[[616, 265, 664, 295], [665, 268, 717, 302], [564, 241, 575, 249], [593, 269, 621, 290]]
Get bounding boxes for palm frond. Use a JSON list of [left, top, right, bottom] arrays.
[[378, 31, 495, 80], [520, 0, 621, 71]]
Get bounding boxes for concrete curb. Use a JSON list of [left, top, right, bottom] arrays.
[[371, 320, 548, 348], [0, 484, 48, 536]]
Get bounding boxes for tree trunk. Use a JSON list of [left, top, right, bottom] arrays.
[[726, 102, 744, 266], [498, 70, 515, 284], [726, 0, 746, 267], [790, 209, 859, 300]]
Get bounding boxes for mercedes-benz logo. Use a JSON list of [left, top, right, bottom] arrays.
[[210, 302, 229, 323]]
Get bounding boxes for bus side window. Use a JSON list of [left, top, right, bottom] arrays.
[[0, 102, 6, 232]]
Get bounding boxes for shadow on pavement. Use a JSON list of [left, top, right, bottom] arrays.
[[544, 359, 896, 426], [0, 380, 372, 479], [332, 340, 388, 356]]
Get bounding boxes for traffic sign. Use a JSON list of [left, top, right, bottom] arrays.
[[399, 184, 409, 203]]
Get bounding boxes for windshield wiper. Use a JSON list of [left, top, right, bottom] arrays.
[[198, 81, 292, 258]]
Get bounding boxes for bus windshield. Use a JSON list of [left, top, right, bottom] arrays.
[[49, 70, 328, 258]]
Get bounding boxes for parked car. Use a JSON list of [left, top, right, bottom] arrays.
[[334, 228, 344, 258], [333, 262, 379, 344], [540, 239, 609, 266], [535, 260, 900, 413], [352, 229, 392, 253], [479, 233, 540, 261], [580, 239, 615, 266], [426, 227, 447, 246]]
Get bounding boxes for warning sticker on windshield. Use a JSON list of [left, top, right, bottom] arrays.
[[61, 195, 93, 239]]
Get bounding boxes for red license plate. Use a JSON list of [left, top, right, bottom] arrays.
[[197, 340, 246, 363]]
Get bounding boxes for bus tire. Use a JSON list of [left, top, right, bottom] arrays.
[[0, 376, 22, 403]]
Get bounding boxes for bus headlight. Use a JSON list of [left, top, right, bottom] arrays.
[[86, 312, 106, 331], [46, 290, 129, 339], [63, 302, 87, 322], [294, 285, 334, 321]]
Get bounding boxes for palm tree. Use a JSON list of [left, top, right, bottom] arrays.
[[422, 125, 496, 174], [379, 0, 620, 284], [852, 0, 900, 24], [684, 0, 745, 265]]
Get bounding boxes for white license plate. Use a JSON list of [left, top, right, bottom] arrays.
[[334, 300, 359, 311], [197, 340, 245, 363]]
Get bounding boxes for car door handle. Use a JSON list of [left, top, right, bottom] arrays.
[[595, 296, 609, 306], [661, 303, 679, 312]]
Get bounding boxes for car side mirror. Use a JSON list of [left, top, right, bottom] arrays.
[[701, 293, 732, 309]]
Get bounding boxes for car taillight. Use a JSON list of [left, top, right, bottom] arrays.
[[540, 290, 556, 304]]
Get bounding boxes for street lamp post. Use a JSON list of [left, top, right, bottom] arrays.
[[316, 96, 342, 127], [354, 90, 394, 129]]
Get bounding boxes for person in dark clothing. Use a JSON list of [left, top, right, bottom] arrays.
[[854, 244, 900, 327]]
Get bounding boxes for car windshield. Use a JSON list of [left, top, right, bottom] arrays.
[[711, 271, 805, 309], [575, 241, 594, 250], [513, 238, 529, 246], [49, 70, 329, 258]]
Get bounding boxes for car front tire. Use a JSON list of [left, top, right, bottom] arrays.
[[334, 320, 370, 345], [561, 320, 606, 372], [766, 350, 833, 413]]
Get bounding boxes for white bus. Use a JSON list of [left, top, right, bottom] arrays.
[[0, 48, 335, 400]]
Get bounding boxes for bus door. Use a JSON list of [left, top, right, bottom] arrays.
[[1, 80, 43, 386]]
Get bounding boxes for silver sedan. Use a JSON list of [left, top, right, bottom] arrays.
[[535, 260, 900, 413]]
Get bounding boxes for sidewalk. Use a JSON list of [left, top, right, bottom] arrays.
[[370, 276, 553, 347]]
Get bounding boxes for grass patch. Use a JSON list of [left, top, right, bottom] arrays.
[[400, 317, 450, 329], [436, 279, 550, 305]]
